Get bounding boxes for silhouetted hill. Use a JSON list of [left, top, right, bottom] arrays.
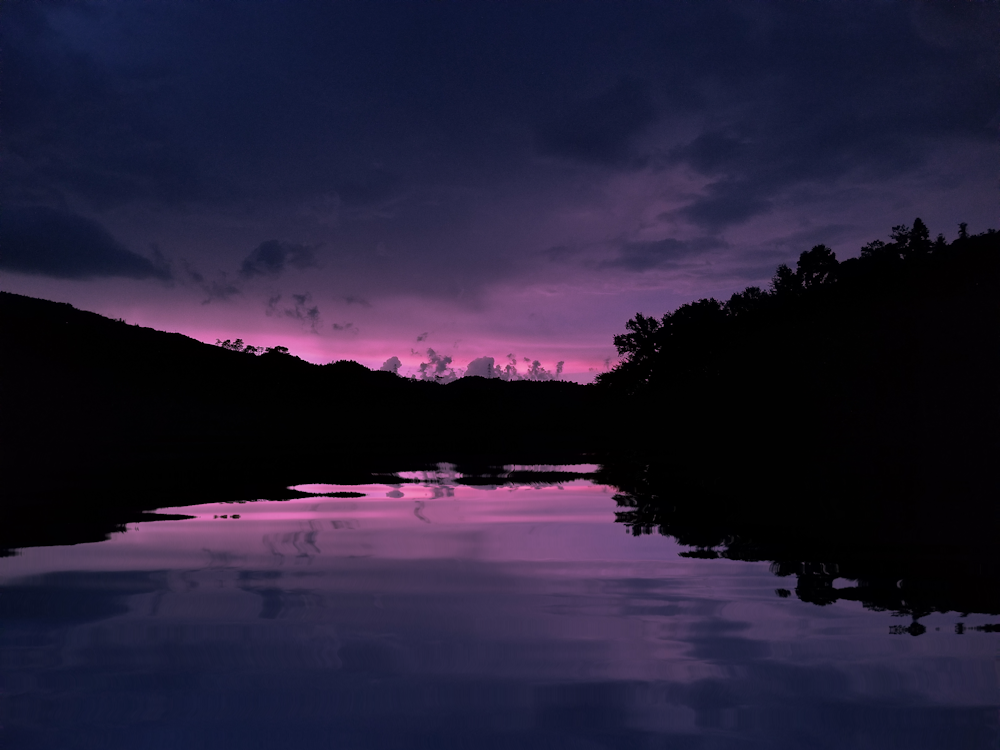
[[0, 291, 609, 550]]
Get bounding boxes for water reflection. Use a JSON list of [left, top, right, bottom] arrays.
[[605, 460, 1000, 624], [0, 469, 996, 749]]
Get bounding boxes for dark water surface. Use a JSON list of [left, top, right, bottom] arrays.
[[1, 468, 996, 749]]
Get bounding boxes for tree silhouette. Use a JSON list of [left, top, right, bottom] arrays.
[[796, 244, 838, 289], [771, 263, 799, 296]]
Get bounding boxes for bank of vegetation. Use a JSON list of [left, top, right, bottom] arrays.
[[596, 220, 1000, 621], [599, 220, 999, 497]]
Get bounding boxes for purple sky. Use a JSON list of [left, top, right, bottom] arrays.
[[2, 1, 997, 381]]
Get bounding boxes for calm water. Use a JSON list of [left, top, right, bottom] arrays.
[[1, 468, 996, 749]]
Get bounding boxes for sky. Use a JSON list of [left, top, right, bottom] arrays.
[[2, 0, 998, 381]]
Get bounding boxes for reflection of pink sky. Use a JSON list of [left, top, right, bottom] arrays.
[[0, 478, 996, 702]]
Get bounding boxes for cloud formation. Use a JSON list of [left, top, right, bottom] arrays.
[[379, 356, 402, 374], [265, 292, 322, 333], [0, 206, 171, 280], [240, 240, 319, 278], [602, 237, 728, 272], [415, 348, 458, 382]]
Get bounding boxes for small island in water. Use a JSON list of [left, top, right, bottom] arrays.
[[2, 218, 998, 622]]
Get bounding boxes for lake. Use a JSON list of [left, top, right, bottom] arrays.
[[0, 466, 996, 749]]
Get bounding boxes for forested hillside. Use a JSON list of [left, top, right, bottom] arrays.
[[598, 220, 1000, 502]]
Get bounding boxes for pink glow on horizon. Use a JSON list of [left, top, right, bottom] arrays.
[[3, 270, 623, 381]]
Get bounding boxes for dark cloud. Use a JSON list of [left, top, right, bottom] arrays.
[[200, 279, 241, 305], [670, 131, 749, 176], [1, 0, 997, 305], [265, 292, 321, 332], [0, 5, 200, 208], [679, 181, 775, 229], [659, 3, 1000, 229], [535, 78, 656, 165], [182, 260, 242, 304], [240, 240, 319, 279], [343, 295, 371, 307], [416, 332, 428, 342], [181, 260, 205, 284], [602, 237, 727, 272], [0, 206, 171, 280]]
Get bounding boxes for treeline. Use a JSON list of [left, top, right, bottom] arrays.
[[595, 220, 1000, 619], [596, 219, 1000, 493], [598, 219, 992, 396]]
